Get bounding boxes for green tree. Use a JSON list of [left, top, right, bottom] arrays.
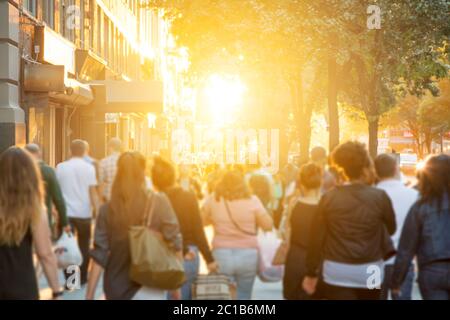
[[386, 79, 450, 157], [144, 0, 449, 160]]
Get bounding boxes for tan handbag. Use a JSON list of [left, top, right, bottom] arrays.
[[128, 193, 186, 290]]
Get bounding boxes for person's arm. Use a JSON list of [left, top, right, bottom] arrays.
[[47, 167, 69, 229], [154, 193, 183, 252], [86, 261, 103, 300], [86, 206, 109, 299], [302, 197, 327, 295], [97, 160, 106, 202], [382, 192, 397, 236], [254, 196, 274, 232], [89, 187, 98, 211], [284, 196, 298, 243], [188, 193, 215, 264], [88, 166, 99, 215], [201, 195, 214, 227], [33, 208, 61, 295], [305, 197, 327, 277], [391, 204, 421, 290]]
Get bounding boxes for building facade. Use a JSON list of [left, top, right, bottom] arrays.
[[1, 0, 180, 165]]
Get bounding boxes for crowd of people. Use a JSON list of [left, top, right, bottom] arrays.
[[0, 138, 449, 300]]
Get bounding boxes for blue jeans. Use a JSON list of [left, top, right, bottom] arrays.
[[213, 248, 258, 300], [382, 263, 415, 300], [418, 262, 450, 300], [181, 246, 200, 300]]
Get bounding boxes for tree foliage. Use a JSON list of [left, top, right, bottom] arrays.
[[143, 0, 450, 159]]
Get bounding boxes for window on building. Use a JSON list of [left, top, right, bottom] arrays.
[[54, 0, 61, 33], [75, 0, 82, 47], [23, 0, 37, 17], [90, 1, 97, 52], [103, 16, 109, 62], [43, 0, 55, 28], [83, 0, 91, 50], [96, 6, 102, 56]]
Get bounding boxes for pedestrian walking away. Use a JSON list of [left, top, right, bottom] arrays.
[[391, 155, 450, 300], [303, 141, 397, 300], [0, 147, 62, 300], [375, 154, 419, 300], [56, 140, 98, 286], [202, 170, 273, 300], [86, 152, 183, 300], [151, 156, 218, 300]]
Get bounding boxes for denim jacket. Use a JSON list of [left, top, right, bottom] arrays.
[[391, 194, 450, 288]]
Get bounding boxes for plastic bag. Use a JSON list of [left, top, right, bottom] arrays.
[[258, 231, 284, 282], [54, 232, 83, 269]]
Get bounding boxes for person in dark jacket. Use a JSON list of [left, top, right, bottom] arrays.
[[86, 152, 182, 300], [151, 156, 218, 300], [303, 141, 396, 300], [25, 144, 70, 237], [391, 154, 450, 300]]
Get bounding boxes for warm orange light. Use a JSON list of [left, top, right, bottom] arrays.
[[203, 74, 247, 125]]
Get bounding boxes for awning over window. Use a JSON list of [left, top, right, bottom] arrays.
[[49, 78, 94, 106], [90, 81, 163, 113], [75, 49, 106, 82]]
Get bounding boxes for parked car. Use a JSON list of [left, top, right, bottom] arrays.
[[399, 152, 418, 175]]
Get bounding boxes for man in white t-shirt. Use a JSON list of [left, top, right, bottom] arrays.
[[375, 154, 419, 300], [56, 139, 98, 286]]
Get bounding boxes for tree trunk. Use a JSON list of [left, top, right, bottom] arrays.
[[279, 127, 290, 170], [328, 54, 340, 153], [368, 118, 379, 158], [424, 133, 433, 155], [299, 118, 312, 165], [413, 135, 423, 159]]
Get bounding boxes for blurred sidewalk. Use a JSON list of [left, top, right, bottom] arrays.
[[39, 270, 421, 300]]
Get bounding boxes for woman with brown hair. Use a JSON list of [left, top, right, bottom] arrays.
[[151, 156, 217, 300], [283, 163, 323, 300], [0, 147, 61, 300], [202, 170, 273, 300], [86, 152, 182, 300], [392, 154, 450, 300]]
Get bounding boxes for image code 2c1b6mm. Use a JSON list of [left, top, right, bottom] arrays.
[[216, 304, 276, 316]]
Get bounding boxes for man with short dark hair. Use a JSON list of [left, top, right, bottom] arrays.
[[56, 139, 98, 286], [375, 154, 399, 180], [25, 144, 70, 238], [375, 153, 418, 300]]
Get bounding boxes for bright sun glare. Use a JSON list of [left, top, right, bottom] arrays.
[[203, 74, 247, 125]]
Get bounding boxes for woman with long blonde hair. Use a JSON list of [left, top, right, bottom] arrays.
[[0, 147, 61, 300]]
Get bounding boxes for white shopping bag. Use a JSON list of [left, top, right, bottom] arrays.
[[54, 232, 83, 269], [258, 231, 284, 282]]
